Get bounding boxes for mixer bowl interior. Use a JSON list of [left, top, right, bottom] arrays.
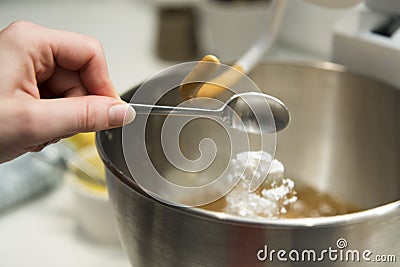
[[99, 62, 400, 212]]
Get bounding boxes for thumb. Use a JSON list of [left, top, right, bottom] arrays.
[[32, 96, 135, 140]]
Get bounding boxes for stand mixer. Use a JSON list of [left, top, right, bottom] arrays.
[[333, 0, 400, 88]]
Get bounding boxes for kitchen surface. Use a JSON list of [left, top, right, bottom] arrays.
[[0, 0, 399, 266]]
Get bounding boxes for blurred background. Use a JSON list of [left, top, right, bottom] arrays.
[[0, 0, 399, 266]]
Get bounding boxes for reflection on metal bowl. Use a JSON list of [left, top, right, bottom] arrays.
[[96, 62, 400, 267]]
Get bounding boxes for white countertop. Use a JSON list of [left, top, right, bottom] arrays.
[[0, 0, 340, 266], [0, 181, 130, 267]]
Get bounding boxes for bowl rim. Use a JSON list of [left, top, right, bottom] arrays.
[[96, 60, 400, 229]]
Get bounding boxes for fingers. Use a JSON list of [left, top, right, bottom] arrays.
[[0, 21, 127, 163], [48, 30, 118, 98], [40, 66, 88, 98], [46, 27, 118, 98], [1, 95, 134, 157], [1, 21, 119, 98], [18, 97, 135, 145]]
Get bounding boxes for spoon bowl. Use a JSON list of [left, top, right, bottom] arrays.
[[222, 92, 290, 134]]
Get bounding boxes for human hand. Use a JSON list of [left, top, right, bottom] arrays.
[[0, 21, 135, 163]]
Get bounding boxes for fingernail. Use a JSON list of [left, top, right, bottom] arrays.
[[109, 103, 136, 127]]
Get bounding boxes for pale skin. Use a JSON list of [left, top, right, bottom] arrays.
[[0, 21, 135, 163]]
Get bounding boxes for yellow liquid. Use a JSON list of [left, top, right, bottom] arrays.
[[201, 184, 359, 219]]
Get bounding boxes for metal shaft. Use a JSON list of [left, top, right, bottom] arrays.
[[128, 103, 223, 117]]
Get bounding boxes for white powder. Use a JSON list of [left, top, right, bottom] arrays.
[[224, 151, 297, 219]]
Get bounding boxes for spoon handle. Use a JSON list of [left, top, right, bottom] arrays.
[[129, 103, 222, 117]]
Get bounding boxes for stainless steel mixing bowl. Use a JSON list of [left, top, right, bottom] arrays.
[[96, 62, 400, 267]]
